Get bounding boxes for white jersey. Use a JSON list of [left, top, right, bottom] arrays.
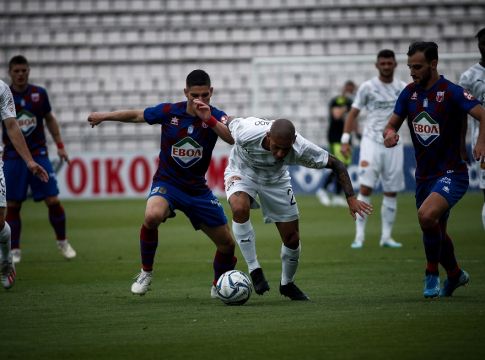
[[227, 117, 329, 185], [459, 63, 485, 149], [0, 80, 17, 153], [352, 76, 407, 143]]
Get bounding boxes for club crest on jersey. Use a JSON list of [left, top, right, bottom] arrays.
[[170, 117, 179, 126], [171, 136, 203, 168], [411, 92, 418, 100], [412, 111, 440, 146], [17, 110, 37, 136], [436, 91, 445, 103], [463, 89, 475, 101]]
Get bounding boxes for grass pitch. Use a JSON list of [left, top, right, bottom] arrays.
[[2, 192, 485, 359]]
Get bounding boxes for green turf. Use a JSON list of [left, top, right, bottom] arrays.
[[2, 192, 485, 359]]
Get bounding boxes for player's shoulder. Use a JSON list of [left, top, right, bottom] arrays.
[[358, 78, 375, 90], [28, 83, 48, 95], [209, 104, 227, 119]]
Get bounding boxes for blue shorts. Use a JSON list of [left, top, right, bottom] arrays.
[[415, 172, 469, 213], [3, 155, 59, 202], [148, 181, 227, 230]]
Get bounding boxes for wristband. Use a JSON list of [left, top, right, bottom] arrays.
[[56, 142, 65, 150], [206, 116, 218, 128], [340, 133, 351, 144]]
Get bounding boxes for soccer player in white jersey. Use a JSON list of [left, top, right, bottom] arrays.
[[225, 117, 372, 300], [459, 27, 485, 231], [0, 80, 48, 289], [340, 49, 407, 249]]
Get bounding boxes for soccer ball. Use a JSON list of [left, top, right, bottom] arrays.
[[215, 270, 252, 305]]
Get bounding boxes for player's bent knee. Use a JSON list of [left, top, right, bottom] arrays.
[[231, 206, 250, 223], [144, 212, 166, 228], [282, 231, 300, 249], [417, 210, 438, 230]]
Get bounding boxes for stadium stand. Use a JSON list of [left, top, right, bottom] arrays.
[[0, 0, 482, 150]]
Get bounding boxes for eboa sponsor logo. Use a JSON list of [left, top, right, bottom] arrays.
[[412, 111, 440, 146], [171, 136, 203, 168], [17, 110, 37, 136]]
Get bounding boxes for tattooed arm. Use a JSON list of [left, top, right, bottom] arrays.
[[325, 154, 373, 220]]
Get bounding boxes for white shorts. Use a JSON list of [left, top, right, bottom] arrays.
[[358, 136, 405, 192], [224, 171, 299, 224], [0, 160, 5, 208]]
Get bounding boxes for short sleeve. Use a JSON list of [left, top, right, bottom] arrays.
[[144, 103, 170, 125]]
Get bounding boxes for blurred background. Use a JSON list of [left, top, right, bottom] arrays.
[[1, 0, 483, 153]]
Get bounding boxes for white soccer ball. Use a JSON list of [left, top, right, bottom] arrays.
[[216, 270, 252, 305]]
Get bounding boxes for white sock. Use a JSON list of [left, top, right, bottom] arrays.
[[355, 194, 370, 243], [481, 202, 485, 232], [232, 220, 260, 272], [0, 222, 12, 263], [281, 243, 300, 285], [381, 195, 397, 241]]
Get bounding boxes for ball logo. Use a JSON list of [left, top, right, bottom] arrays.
[[17, 110, 37, 137], [412, 112, 440, 146], [171, 136, 203, 168]]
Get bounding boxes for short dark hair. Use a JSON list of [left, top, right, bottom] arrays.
[[9, 55, 29, 70], [377, 49, 395, 59], [407, 42, 438, 62], [476, 27, 485, 39], [186, 69, 211, 88]]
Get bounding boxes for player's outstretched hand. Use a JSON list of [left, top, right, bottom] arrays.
[[193, 99, 211, 122], [27, 160, 49, 183], [346, 196, 373, 220], [87, 112, 105, 127]]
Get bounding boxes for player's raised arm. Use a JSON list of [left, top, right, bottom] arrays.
[[193, 99, 234, 145], [87, 109, 145, 127], [325, 154, 373, 220], [383, 113, 404, 148]]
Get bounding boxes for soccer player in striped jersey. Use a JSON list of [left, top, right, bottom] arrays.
[[88, 70, 238, 297], [459, 27, 485, 232], [1, 79, 49, 289], [340, 49, 407, 249], [224, 117, 372, 300], [384, 41, 485, 298], [4, 55, 75, 264]]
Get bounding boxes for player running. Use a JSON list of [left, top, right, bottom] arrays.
[[384, 41, 485, 298], [88, 70, 238, 297]]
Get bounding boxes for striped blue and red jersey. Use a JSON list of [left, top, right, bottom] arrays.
[[394, 76, 480, 181], [144, 101, 227, 195], [2, 84, 51, 159]]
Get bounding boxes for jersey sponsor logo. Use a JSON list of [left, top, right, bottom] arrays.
[[436, 91, 445, 102], [412, 111, 440, 146], [17, 109, 37, 136], [411, 92, 418, 100], [31, 93, 40, 102], [171, 136, 203, 168], [463, 89, 475, 100], [170, 117, 179, 125], [254, 119, 271, 126]]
